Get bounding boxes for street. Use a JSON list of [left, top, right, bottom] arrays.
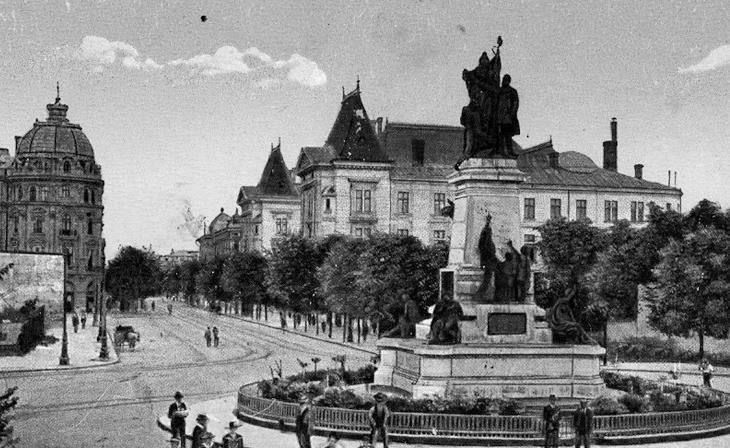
[[3, 300, 372, 448]]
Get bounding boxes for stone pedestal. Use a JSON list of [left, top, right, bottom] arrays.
[[442, 158, 526, 311], [373, 338, 606, 400]]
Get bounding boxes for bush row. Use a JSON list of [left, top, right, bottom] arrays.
[[607, 336, 730, 367]]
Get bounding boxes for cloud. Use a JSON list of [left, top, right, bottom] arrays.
[[170, 45, 327, 87], [75, 35, 161, 72], [679, 44, 730, 74], [73, 37, 327, 88]]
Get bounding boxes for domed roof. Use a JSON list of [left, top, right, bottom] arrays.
[[16, 89, 95, 158]]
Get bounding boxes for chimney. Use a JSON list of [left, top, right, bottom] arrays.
[[14, 136, 21, 151], [548, 152, 560, 168], [634, 164, 643, 180], [602, 118, 618, 171], [667, 170, 671, 186]]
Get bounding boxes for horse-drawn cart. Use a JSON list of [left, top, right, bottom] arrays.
[[114, 325, 140, 349]]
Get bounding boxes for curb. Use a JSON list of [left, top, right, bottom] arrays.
[[211, 308, 377, 356], [0, 333, 119, 374]]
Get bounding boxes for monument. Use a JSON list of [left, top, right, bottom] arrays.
[[373, 37, 605, 401]]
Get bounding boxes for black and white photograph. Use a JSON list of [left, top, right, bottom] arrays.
[[0, 1, 729, 447]]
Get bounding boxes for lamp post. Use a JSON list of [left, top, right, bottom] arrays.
[[99, 243, 109, 360], [59, 251, 70, 365]]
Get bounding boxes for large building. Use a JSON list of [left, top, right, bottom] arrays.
[[198, 83, 681, 259], [0, 89, 105, 312], [197, 142, 299, 260], [158, 249, 199, 270]]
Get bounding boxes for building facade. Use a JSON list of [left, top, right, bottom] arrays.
[[158, 249, 199, 270], [197, 142, 299, 261], [0, 90, 105, 311]]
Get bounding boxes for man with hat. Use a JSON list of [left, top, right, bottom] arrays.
[[168, 437, 181, 448], [168, 391, 188, 448], [191, 414, 209, 448], [542, 394, 561, 448], [368, 392, 391, 448], [221, 421, 244, 448], [295, 395, 313, 448], [572, 399, 594, 448]]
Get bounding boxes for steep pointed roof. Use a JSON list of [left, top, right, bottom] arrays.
[[256, 142, 298, 196], [324, 85, 389, 163]]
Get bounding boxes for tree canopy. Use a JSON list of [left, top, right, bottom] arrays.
[[105, 246, 161, 311]]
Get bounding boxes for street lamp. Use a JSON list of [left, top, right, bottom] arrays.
[[59, 250, 70, 365], [99, 244, 109, 360]]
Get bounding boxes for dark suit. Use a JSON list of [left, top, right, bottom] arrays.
[[295, 406, 312, 448], [572, 406, 594, 448], [191, 424, 207, 448], [543, 404, 561, 448], [168, 401, 187, 448], [221, 433, 244, 448]]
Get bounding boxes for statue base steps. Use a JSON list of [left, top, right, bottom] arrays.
[[373, 338, 605, 400]]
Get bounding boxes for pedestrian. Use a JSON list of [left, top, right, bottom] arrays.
[[152, 301, 156, 311], [280, 311, 287, 332], [168, 303, 173, 315], [212, 326, 220, 347], [191, 414, 209, 448], [699, 359, 714, 388], [71, 310, 80, 333], [168, 391, 188, 448], [295, 395, 313, 448], [572, 399, 593, 448], [543, 394, 561, 448], [80, 309, 87, 329], [204, 327, 212, 347], [318, 432, 345, 448], [368, 392, 391, 448], [221, 421, 244, 448]]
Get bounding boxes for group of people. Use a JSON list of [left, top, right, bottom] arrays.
[[542, 395, 594, 448], [168, 391, 243, 448], [203, 326, 220, 348], [70, 308, 87, 333], [296, 392, 391, 448]]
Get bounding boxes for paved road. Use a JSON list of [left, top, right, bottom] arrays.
[[3, 299, 372, 448]]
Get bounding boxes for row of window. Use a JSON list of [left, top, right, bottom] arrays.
[[360, 227, 448, 241], [523, 198, 670, 223], [6, 185, 99, 204], [11, 215, 95, 235]]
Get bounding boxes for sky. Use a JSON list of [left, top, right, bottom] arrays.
[[0, 0, 728, 259]]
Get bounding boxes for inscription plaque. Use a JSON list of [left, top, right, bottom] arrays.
[[487, 313, 527, 335]]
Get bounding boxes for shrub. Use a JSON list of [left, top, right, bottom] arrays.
[[591, 395, 628, 415], [619, 393, 650, 413], [648, 390, 685, 412], [601, 371, 656, 395], [608, 336, 730, 367]]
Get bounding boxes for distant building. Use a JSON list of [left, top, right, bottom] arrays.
[[295, 85, 681, 247], [196, 142, 299, 261], [158, 249, 198, 270], [0, 89, 105, 312]]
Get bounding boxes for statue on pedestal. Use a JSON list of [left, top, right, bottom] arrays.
[[383, 293, 422, 339], [428, 292, 463, 345], [475, 213, 498, 301], [493, 241, 521, 303], [456, 36, 521, 170], [546, 288, 597, 345]]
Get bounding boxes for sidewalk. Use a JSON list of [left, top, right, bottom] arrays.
[[0, 315, 117, 372]]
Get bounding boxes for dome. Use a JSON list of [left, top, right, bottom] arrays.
[[16, 91, 95, 158]]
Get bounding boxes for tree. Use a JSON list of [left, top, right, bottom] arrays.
[[221, 251, 268, 317], [161, 265, 183, 299], [684, 199, 729, 232], [0, 386, 18, 447], [179, 259, 202, 303], [195, 256, 228, 309], [537, 218, 608, 329], [105, 246, 161, 312], [267, 235, 322, 326], [647, 228, 730, 358]]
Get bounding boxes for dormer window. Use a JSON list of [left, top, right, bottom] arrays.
[[63, 161, 71, 173]]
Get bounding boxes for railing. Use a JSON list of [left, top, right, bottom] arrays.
[[237, 382, 730, 443]]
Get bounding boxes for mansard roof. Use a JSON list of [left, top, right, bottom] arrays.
[[238, 142, 298, 203]]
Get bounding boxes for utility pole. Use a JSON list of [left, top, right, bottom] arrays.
[[59, 251, 70, 365]]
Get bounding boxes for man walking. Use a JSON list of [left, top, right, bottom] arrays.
[[72, 310, 80, 333], [572, 399, 593, 448], [168, 391, 188, 448], [700, 359, 714, 388], [80, 309, 87, 329], [204, 327, 212, 347], [212, 326, 220, 348], [295, 395, 313, 448], [543, 394, 561, 448], [368, 392, 391, 448]]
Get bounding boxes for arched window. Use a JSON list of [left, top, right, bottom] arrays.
[[63, 161, 71, 173], [29, 186, 37, 201], [91, 190, 96, 204], [87, 219, 93, 235], [83, 189, 89, 203]]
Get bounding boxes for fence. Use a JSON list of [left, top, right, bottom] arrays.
[[237, 382, 730, 444]]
